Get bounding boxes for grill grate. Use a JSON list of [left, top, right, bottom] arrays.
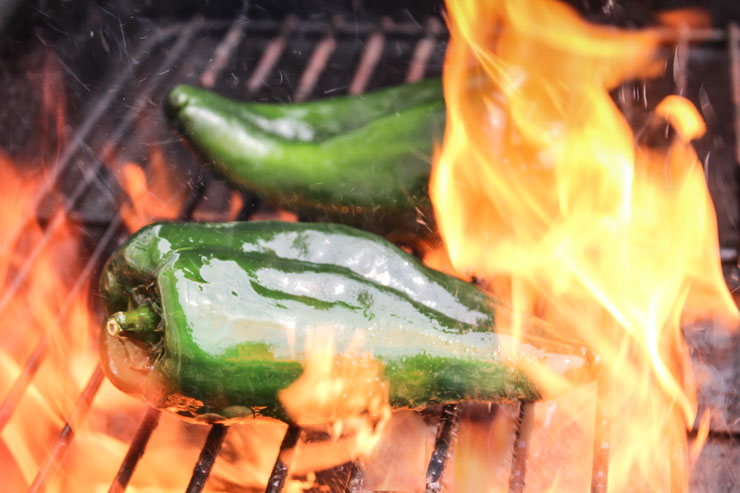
[[1, 9, 739, 492], [109, 407, 161, 493]]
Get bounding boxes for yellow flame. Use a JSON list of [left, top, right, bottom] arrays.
[[279, 331, 391, 466], [431, 0, 738, 490]]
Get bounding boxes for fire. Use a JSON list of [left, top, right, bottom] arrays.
[[5, 3, 738, 489], [0, 157, 98, 490], [432, 0, 738, 491], [0, 96, 386, 492], [279, 332, 391, 473], [0, 119, 306, 491], [119, 160, 183, 233], [116, 147, 270, 232], [117, 146, 189, 232]]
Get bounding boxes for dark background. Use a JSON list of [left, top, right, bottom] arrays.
[[4, 0, 740, 42]]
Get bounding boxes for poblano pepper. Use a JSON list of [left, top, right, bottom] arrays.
[[164, 80, 446, 235], [100, 221, 592, 424]]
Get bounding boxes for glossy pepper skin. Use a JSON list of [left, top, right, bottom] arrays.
[[164, 80, 445, 235], [99, 221, 575, 423]]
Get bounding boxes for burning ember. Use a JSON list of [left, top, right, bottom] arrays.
[[431, 0, 739, 490]]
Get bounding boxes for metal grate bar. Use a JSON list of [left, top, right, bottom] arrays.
[[108, 407, 162, 493], [657, 27, 726, 42], [185, 424, 228, 493], [98, 20, 201, 162], [0, 165, 103, 323], [11, 14, 630, 492], [0, 20, 199, 326], [0, 24, 201, 436], [247, 16, 298, 94], [349, 27, 386, 95], [508, 401, 535, 493], [201, 15, 248, 88], [294, 34, 336, 101], [406, 17, 443, 83], [230, 20, 722, 42], [673, 28, 690, 97], [195, 17, 443, 38], [28, 365, 106, 493], [343, 462, 364, 493], [0, 27, 176, 271], [0, 212, 122, 433], [424, 403, 458, 493], [103, 17, 269, 491], [728, 23, 740, 164], [617, 83, 635, 125], [264, 424, 302, 493], [591, 379, 611, 493]]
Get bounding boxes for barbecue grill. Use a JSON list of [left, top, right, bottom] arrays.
[[0, 1, 738, 491]]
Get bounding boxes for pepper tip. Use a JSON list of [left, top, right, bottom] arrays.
[[165, 84, 193, 116]]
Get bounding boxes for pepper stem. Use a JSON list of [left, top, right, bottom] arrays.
[[106, 303, 161, 345]]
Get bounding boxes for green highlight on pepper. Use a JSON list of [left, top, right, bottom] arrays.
[[99, 221, 595, 424], [164, 80, 446, 236]]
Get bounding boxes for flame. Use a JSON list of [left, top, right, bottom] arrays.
[[655, 8, 712, 30], [0, 151, 311, 492], [419, 236, 471, 281], [280, 333, 390, 433], [6, 7, 737, 489], [0, 96, 302, 491], [118, 148, 188, 232], [0, 133, 389, 491], [431, 0, 738, 490], [447, 404, 520, 491], [360, 410, 435, 491], [277, 331, 392, 484], [0, 157, 97, 489]]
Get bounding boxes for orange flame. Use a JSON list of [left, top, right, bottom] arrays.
[[655, 8, 712, 30], [431, 0, 738, 490], [118, 147, 188, 232], [280, 334, 390, 433], [0, 153, 314, 492], [0, 97, 302, 492], [277, 332, 392, 483], [0, 157, 97, 490]]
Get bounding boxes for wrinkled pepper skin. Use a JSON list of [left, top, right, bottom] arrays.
[[100, 222, 589, 424], [165, 80, 445, 235]]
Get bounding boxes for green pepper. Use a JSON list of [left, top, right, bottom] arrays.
[[100, 221, 591, 423], [164, 80, 446, 236]]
